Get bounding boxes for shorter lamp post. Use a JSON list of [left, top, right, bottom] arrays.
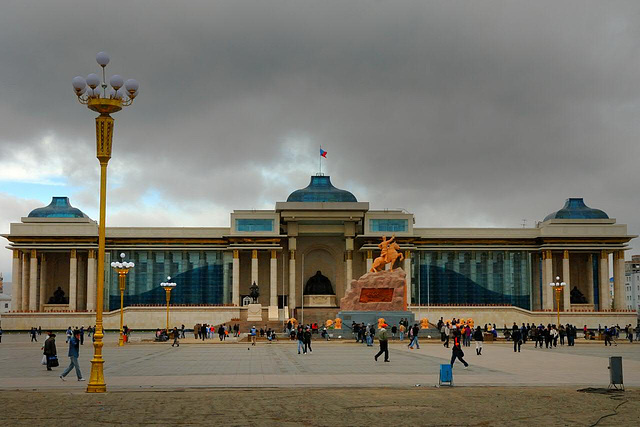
[[549, 276, 566, 327], [110, 253, 135, 347], [161, 277, 177, 333]]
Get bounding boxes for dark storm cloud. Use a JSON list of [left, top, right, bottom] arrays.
[[0, 0, 638, 258]]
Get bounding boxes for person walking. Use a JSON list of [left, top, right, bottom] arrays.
[[303, 327, 312, 354], [180, 324, 185, 339], [60, 330, 84, 381], [30, 327, 38, 342], [297, 327, 305, 354], [250, 325, 257, 346], [473, 326, 483, 355], [398, 323, 405, 341], [374, 323, 390, 362], [43, 333, 58, 371], [450, 330, 469, 369], [442, 323, 450, 348], [172, 327, 180, 347], [0, 327, 2, 344], [604, 326, 612, 346], [408, 324, 420, 349], [512, 327, 522, 352]]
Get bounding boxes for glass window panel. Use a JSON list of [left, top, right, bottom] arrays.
[[236, 219, 274, 232], [370, 219, 408, 232]]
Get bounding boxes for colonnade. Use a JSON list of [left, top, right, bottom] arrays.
[[11, 249, 97, 312]]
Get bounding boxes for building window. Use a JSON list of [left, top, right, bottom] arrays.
[[236, 219, 274, 232], [370, 219, 408, 232]]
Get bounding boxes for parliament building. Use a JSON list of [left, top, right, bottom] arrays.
[[2, 175, 637, 329]]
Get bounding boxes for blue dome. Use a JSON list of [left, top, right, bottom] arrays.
[[287, 176, 357, 202], [543, 198, 608, 221], [28, 197, 89, 218]]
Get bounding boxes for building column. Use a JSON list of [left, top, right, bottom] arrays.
[[586, 254, 594, 306], [86, 250, 96, 312], [366, 250, 373, 272], [232, 250, 240, 306], [599, 250, 610, 310], [562, 250, 571, 311], [11, 250, 22, 311], [270, 250, 277, 307], [69, 249, 77, 311], [404, 251, 411, 306], [543, 250, 553, 310], [29, 250, 38, 311], [77, 253, 87, 310], [613, 250, 626, 311], [345, 238, 353, 291], [289, 250, 296, 310], [251, 249, 258, 287], [21, 252, 29, 311], [39, 254, 47, 310]]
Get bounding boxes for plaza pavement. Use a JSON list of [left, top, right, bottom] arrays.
[[0, 332, 638, 390]]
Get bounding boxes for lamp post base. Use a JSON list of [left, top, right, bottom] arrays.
[[87, 358, 106, 393], [118, 333, 124, 346]]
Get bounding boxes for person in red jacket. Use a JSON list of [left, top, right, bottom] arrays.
[[450, 330, 469, 369]]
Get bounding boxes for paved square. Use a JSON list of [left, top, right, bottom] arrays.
[[1, 332, 639, 390]]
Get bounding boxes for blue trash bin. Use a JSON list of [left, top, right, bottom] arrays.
[[439, 364, 453, 386]]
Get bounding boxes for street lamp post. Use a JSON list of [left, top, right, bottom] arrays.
[[549, 276, 567, 327], [73, 52, 139, 393], [110, 253, 135, 347], [161, 277, 177, 333]]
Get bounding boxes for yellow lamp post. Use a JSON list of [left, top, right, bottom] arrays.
[[72, 51, 139, 393], [549, 276, 567, 327], [110, 253, 135, 347], [161, 277, 177, 333]]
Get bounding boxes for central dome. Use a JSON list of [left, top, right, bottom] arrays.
[[286, 176, 357, 202]]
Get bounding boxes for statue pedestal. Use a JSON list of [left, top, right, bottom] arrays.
[[570, 303, 595, 312], [268, 305, 279, 321], [303, 295, 337, 307], [247, 304, 263, 321]]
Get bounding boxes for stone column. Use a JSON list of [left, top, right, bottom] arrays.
[[77, 253, 86, 310], [39, 254, 47, 310], [11, 250, 22, 311], [586, 254, 594, 306], [562, 250, 571, 311], [599, 250, 610, 310], [613, 250, 626, 311], [366, 250, 373, 272], [251, 249, 258, 287], [86, 251, 96, 311], [542, 250, 553, 310], [289, 250, 296, 309], [345, 251, 353, 291], [69, 249, 77, 312], [270, 250, 277, 307], [21, 252, 29, 311], [232, 250, 240, 306], [29, 250, 38, 311], [404, 251, 412, 306]]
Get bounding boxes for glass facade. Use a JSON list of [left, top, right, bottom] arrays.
[[236, 219, 274, 232], [370, 219, 408, 233], [417, 250, 531, 309], [106, 250, 231, 310]]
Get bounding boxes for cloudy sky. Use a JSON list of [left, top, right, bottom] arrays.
[[1, 1, 639, 283]]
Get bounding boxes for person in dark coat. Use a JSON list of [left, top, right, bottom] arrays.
[[512, 328, 522, 352], [450, 330, 468, 368], [30, 327, 38, 342], [473, 326, 483, 355], [303, 327, 313, 354], [43, 333, 57, 371]]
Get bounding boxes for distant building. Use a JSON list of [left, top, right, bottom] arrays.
[[624, 255, 640, 313], [0, 273, 11, 314]]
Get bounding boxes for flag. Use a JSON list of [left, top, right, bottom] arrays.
[[320, 148, 327, 158]]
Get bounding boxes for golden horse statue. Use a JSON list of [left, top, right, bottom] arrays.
[[370, 235, 404, 272]]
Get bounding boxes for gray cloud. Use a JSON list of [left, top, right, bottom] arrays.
[[1, 0, 639, 280]]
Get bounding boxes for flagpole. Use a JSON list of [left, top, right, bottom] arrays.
[[319, 145, 322, 175]]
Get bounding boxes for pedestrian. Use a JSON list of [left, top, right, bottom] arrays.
[[0, 327, 3, 343], [604, 326, 612, 346], [450, 331, 469, 369], [297, 327, 305, 354], [304, 327, 312, 354], [399, 323, 405, 341], [409, 323, 421, 349], [391, 324, 397, 340], [66, 326, 72, 343], [250, 325, 257, 346], [512, 327, 522, 352], [627, 324, 633, 343], [473, 326, 483, 355], [180, 324, 185, 339], [80, 326, 85, 345], [60, 330, 84, 381], [171, 327, 180, 347], [442, 323, 450, 348], [30, 327, 38, 342], [374, 323, 390, 362], [218, 325, 225, 341], [43, 332, 58, 371]]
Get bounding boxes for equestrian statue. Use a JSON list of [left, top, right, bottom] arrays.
[[369, 234, 404, 272]]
